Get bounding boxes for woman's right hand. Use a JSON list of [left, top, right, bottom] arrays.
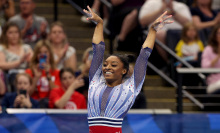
[[69, 75, 85, 91], [83, 6, 103, 24]]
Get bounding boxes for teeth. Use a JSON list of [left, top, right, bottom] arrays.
[[106, 72, 112, 74]]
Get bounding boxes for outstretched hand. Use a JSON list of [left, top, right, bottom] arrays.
[[83, 6, 103, 24], [151, 11, 174, 32]]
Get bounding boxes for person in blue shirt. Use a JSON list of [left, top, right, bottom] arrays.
[[83, 6, 173, 133], [1, 73, 39, 109]]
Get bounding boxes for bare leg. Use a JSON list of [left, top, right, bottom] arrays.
[[155, 30, 169, 63], [118, 9, 138, 41]]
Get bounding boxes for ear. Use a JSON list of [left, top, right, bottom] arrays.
[[122, 69, 127, 75]]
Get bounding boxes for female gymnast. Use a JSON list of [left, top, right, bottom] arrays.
[[84, 6, 173, 133]]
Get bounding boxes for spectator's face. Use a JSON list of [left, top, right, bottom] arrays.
[[61, 71, 75, 89], [37, 46, 50, 63], [49, 25, 66, 44], [216, 28, 220, 44], [16, 75, 31, 91], [6, 26, 20, 45], [186, 26, 197, 40], [102, 56, 127, 84], [20, 0, 35, 15]]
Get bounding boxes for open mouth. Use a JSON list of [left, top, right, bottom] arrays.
[[105, 72, 113, 75]]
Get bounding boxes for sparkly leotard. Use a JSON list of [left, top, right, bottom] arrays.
[[88, 41, 152, 130]]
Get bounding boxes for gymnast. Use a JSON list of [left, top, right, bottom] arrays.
[[83, 6, 173, 133]]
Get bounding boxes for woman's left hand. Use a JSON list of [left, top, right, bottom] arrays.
[[83, 6, 103, 24], [151, 11, 174, 31]]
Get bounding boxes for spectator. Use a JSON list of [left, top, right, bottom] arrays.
[[139, 0, 192, 63], [0, 22, 33, 91], [26, 40, 61, 107], [1, 73, 39, 109], [9, 0, 49, 49], [76, 47, 93, 100], [201, 24, 220, 94], [49, 21, 77, 71], [175, 22, 204, 67], [108, 0, 145, 52], [49, 68, 87, 109], [0, 0, 15, 27], [191, 0, 220, 43]]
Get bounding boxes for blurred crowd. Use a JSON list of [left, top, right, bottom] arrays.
[[0, 0, 220, 110]]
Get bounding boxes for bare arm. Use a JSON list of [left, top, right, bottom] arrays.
[[64, 53, 77, 72], [0, 76, 6, 95], [55, 76, 84, 108], [84, 6, 104, 44], [143, 11, 173, 49], [0, 52, 22, 70], [192, 15, 219, 30]]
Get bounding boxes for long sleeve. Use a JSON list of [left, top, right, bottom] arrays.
[[89, 42, 105, 82], [133, 47, 152, 90]]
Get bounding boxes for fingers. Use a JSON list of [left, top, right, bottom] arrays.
[[87, 5, 93, 13], [158, 11, 167, 19], [83, 9, 90, 15], [163, 15, 172, 21], [164, 20, 174, 24]]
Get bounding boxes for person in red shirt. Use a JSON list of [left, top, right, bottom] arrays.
[[49, 68, 87, 109], [26, 40, 61, 106]]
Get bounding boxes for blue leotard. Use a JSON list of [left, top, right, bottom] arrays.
[[88, 41, 152, 128]]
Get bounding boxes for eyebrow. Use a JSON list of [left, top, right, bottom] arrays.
[[104, 61, 119, 63]]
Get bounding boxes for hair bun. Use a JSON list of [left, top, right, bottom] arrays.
[[126, 54, 136, 63]]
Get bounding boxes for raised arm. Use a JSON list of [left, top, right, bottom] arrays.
[[83, 6, 105, 81], [134, 11, 173, 89]]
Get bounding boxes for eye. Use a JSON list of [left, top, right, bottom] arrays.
[[103, 64, 107, 67], [112, 64, 117, 67]]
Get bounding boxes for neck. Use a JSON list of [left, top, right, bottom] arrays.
[[52, 42, 64, 49], [21, 13, 33, 19], [8, 43, 20, 48], [106, 79, 122, 87]]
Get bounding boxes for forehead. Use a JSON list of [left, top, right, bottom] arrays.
[[62, 71, 74, 77], [105, 56, 121, 63], [17, 75, 29, 81]]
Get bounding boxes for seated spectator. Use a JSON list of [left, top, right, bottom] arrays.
[[49, 68, 87, 109], [76, 47, 93, 100], [139, 0, 192, 63], [175, 22, 204, 67], [9, 0, 49, 49], [0, 0, 15, 26], [49, 21, 77, 71], [201, 24, 220, 94], [108, 0, 145, 52], [1, 73, 39, 109], [191, 0, 220, 43], [0, 22, 33, 91], [26, 40, 61, 107]]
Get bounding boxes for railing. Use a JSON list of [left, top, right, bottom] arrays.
[[176, 68, 220, 113], [54, 0, 209, 113]]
